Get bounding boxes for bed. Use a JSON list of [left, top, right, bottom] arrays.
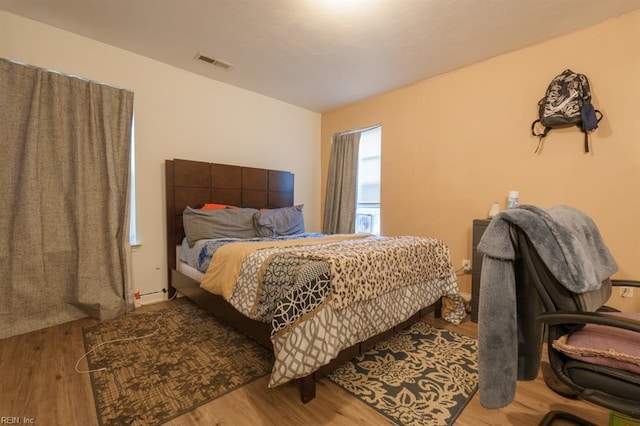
[[165, 158, 465, 403]]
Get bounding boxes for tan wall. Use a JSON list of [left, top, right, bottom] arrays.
[[321, 11, 640, 311]]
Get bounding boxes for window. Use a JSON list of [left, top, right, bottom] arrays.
[[129, 115, 138, 245], [355, 126, 381, 235]]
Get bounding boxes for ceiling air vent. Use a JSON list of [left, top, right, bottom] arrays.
[[195, 52, 232, 70]]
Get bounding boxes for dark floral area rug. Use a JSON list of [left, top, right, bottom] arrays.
[[82, 301, 273, 426], [328, 321, 478, 426]]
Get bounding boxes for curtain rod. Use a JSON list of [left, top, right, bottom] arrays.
[[1, 57, 134, 94], [333, 123, 381, 137]]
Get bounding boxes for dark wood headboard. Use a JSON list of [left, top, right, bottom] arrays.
[[165, 159, 295, 282]]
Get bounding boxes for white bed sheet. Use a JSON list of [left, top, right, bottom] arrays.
[[177, 261, 204, 282]]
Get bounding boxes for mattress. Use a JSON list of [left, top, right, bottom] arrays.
[[177, 261, 204, 282]]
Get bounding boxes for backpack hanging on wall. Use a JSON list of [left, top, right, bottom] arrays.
[[531, 69, 603, 153]]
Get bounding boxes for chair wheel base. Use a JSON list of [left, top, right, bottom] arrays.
[[539, 410, 596, 426]]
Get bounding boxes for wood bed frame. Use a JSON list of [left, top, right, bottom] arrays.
[[165, 158, 442, 403]]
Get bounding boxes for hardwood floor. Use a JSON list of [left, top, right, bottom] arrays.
[[0, 301, 610, 425]]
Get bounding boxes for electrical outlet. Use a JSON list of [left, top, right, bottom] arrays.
[[620, 287, 634, 298], [462, 259, 471, 273]]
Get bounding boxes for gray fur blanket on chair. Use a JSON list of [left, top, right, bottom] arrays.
[[476, 205, 617, 409]]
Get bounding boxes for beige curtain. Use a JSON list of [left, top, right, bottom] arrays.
[[0, 58, 135, 339], [322, 131, 361, 234]]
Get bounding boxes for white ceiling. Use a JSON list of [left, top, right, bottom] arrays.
[[2, 0, 640, 112]]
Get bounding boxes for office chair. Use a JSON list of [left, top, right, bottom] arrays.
[[513, 226, 640, 425]]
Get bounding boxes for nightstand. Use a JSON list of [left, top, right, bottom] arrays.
[[471, 219, 491, 323]]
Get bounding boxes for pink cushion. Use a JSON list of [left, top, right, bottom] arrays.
[[552, 312, 640, 375]]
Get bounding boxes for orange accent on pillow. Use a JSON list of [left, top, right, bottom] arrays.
[[201, 203, 242, 210], [201, 203, 229, 210]]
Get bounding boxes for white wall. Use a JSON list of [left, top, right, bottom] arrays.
[[0, 10, 321, 304]]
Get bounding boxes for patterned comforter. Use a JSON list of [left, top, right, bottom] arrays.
[[180, 234, 465, 387]]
